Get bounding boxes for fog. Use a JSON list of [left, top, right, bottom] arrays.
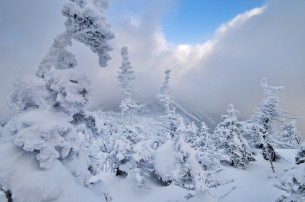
[[0, 0, 304, 134]]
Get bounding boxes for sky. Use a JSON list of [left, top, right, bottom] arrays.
[[161, 0, 267, 44], [0, 0, 304, 134], [105, 0, 267, 44]]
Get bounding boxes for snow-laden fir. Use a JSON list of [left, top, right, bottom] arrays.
[[0, 0, 304, 202]]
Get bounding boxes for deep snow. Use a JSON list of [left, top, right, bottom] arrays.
[[87, 149, 296, 202]]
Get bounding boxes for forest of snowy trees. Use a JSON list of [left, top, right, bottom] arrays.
[[0, 0, 304, 202]]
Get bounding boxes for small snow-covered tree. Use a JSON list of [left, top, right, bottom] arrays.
[[194, 122, 220, 170], [92, 111, 164, 188], [155, 116, 221, 195], [117, 46, 141, 115], [279, 120, 300, 149], [214, 104, 255, 169], [276, 142, 305, 202], [295, 142, 305, 165], [192, 122, 209, 149]]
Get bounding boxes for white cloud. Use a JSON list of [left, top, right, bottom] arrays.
[[0, 0, 304, 134], [101, 0, 305, 133]]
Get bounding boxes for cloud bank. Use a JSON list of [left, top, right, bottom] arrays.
[[0, 0, 304, 133]]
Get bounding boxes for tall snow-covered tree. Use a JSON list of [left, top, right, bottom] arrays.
[[214, 104, 255, 169], [117, 46, 141, 115], [157, 69, 180, 139], [157, 69, 173, 115], [248, 78, 287, 166], [0, 0, 114, 201]]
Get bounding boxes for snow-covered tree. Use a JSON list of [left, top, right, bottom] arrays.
[[296, 142, 305, 165], [279, 120, 300, 149], [192, 122, 209, 149], [100, 114, 157, 188], [0, 0, 114, 201], [251, 78, 286, 144], [157, 69, 174, 115], [276, 142, 305, 202], [117, 46, 141, 115], [154, 137, 220, 197], [194, 122, 220, 170], [157, 69, 180, 139], [174, 117, 199, 145], [214, 104, 255, 169], [37, 0, 114, 78], [247, 78, 287, 166]]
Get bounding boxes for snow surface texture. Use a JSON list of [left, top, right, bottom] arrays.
[[86, 148, 297, 202], [0, 142, 105, 202]]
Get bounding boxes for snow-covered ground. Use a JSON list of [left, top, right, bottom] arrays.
[[96, 149, 296, 202]]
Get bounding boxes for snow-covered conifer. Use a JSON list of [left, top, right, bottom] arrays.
[[248, 78, 287, 165], [45, 69, 91, 115], [295, 142, 305, 165], [157, 69, 173, 115], [192, 122, 209, 149], [62, 0, 114, 68], [117, 46, 141, 115], [37, 0, 114, 78], [276, 142, 305, 202], [0, 0, 114, 201], [279, 120, 300, 149], [9, 75, 49, 111], [195, 122, 220, 170], [157, 69, 180, 139], [214, 104, 255, 169]]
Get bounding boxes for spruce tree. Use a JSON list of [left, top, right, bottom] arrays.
[[117, 46, 141, 115], [248, 78, 287, 169], [276, 142, 305, 202], [0, 0, 114, 200], [280, 120, 300, 149], [214, 104, 255, 169]]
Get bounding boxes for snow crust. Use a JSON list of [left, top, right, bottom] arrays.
[[0, 142, 104, 202]]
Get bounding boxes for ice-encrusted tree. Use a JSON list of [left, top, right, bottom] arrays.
[[192, 122, 209, 149], [37, 0, 114, 78], [157, 69, 180, 138], [0, 0, 114, 201], [248, 78, 287, 167], [94, 111, 157, 188], [214, 104, 255, 169], [276, 142, 305, 202], [194, 122, 220, 170], [154, 128, 218, 197], [279, 120, 300, 149], [154, 116, 221, 195], [295, 142, 305, 165], [157, 69, 173, 115], [117, 46, 141, 115]]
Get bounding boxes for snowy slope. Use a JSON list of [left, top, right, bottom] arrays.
[[0, 142, 105, 202], [93, 149, 296, 202]]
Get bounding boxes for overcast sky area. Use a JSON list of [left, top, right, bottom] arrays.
[[0, 0, 304, 134]]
